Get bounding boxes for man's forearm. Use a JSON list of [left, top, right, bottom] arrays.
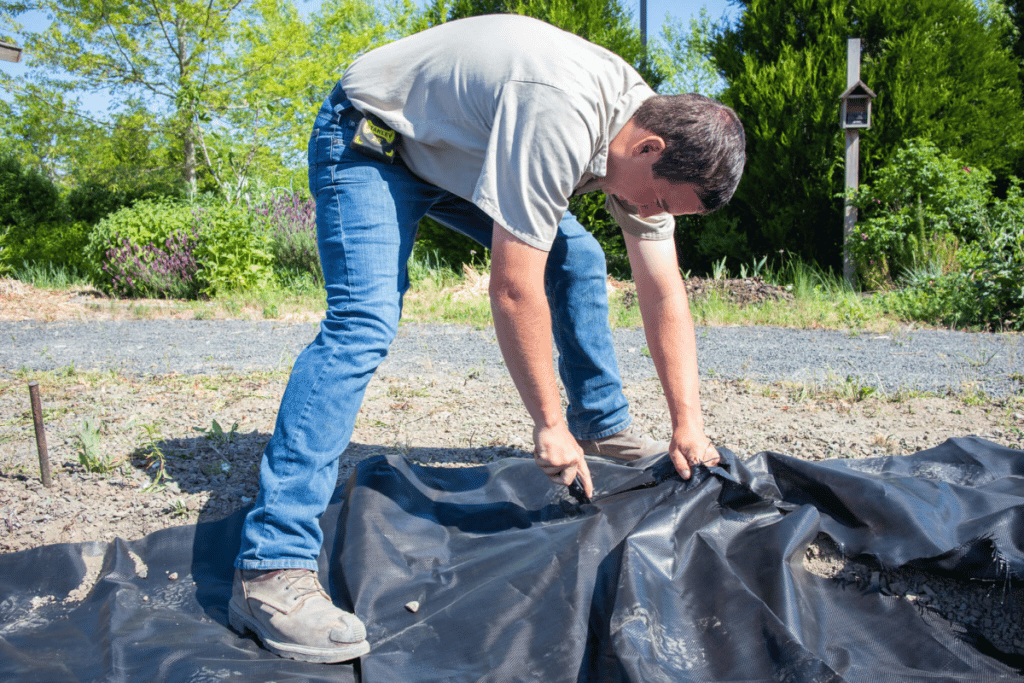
[[635, 278, 705, 436], [625, 232, 714, 478], [487, 223, 563, 429], [489, 281, 563, 429]]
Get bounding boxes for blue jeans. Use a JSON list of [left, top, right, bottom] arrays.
[[236, 85, 631, 569]]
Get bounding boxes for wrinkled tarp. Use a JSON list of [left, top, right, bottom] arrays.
[[1, 435, 1022, 682]]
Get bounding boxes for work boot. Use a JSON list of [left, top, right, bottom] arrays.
[[228, 568, 370, 663], [576, 423, 669, 461]]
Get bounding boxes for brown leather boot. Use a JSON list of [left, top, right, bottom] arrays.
[[229, 568, 370, 663]]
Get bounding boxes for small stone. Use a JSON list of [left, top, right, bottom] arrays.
[[405, 601, 420, 613], [168, 572, 178, 581], [142, 595, 149, 602]]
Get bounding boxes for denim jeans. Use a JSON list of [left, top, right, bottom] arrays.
[[236, 85, 632, 569]]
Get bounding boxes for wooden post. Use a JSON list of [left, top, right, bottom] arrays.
[[28, 382, 53, 487], [843, 38, 861, 289]]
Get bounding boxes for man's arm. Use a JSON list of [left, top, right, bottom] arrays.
[[489, 222, 593, 496], [623, 231, 718, 479]]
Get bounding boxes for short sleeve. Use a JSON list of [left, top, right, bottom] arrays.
[[606, 194, 676, 241]]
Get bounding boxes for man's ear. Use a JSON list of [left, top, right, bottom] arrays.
[[631, 134, 666, 157]]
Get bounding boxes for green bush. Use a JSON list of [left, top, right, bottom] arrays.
[[87, 199, 198, 279], [193, 203, 276, 295], [253, 194, 323, 285], [847, 139, 994, 289], [0, 153, 65, 229], [90, 198, 276, 297], [878, 271, 978, 329], [66, 179, 181, 225], [878, 180, 1024, 330], [0, 220, 92, 274], [963, 180, 1024, 329]]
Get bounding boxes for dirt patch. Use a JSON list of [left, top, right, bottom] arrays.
[[1, 279, 1023, 659]]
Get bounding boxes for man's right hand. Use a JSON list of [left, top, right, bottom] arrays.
[[533, 422, 593, 498]]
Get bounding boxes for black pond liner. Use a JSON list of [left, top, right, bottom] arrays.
[[1, 436, 1022, 682]]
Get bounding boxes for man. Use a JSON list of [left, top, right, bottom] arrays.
[[229, 14, 745, 664]]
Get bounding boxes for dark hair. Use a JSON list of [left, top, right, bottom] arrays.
[[632, 94, 746, 213]]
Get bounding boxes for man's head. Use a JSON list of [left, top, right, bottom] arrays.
[[630, 94, 746, 213]]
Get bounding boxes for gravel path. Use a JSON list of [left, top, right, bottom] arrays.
[[2, 320, 1022, 397]]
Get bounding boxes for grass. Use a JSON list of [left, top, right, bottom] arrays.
[[4, 252, 1000, 334]]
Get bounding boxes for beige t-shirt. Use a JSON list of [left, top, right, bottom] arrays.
[[340, 14, 674, 251]]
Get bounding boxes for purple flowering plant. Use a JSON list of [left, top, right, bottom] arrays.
[[101, 228, 203, 299], [253, 193, 322, 284]]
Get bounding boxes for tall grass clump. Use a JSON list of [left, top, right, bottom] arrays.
[[11, 261, 90, 289]]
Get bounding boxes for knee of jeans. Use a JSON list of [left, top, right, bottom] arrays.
[[323, 299, 401, 345]]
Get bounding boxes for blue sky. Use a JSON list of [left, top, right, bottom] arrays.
[[3, 0, 741, 117]]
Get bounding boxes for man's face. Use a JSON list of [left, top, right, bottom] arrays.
[[602, 135, 707, 218]]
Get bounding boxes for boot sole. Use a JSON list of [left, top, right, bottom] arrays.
[[228, 600, 371, 663]]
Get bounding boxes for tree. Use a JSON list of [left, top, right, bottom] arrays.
[[1, 86, 184, 210], [220, 0, 406, 195], [653, 8, 723, 96], [1, 0, 406, 200], [4, 0, 264, 195], [706, 0, 1024, 271]]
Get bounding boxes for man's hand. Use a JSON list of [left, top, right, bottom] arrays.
[[668, 429, 720, 480], [533, 422, 593, 497]]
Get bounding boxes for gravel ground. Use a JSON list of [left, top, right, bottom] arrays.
[[1, 286, 1023, 661], [3, 319, 1022, 397]]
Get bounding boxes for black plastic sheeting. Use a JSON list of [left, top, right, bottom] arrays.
[[1, 436, 1022, 682]]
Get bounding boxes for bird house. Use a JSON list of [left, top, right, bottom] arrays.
[[0, 41, 23, 63], [840, 80, 875, 129]]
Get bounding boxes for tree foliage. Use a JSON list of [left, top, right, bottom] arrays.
[[1, 0, 407, 201], [653, 7, 722, 96], [706, 0, 1024, 271]]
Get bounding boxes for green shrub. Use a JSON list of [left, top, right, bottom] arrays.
[[253, 194, 323, 284], [193, 203, 276, 295], [878, 271, 978, 329], [66, 180, 181, 225], [847, 138, 993, 289], [0, 220, 92, 274], [87, 199, 198, 281], [963, 180, 1024, 329], [90, 198, 276, 297], [878, 180, 1024, 330], [0, 153, 65, 229]]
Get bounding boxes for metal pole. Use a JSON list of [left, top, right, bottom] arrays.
[[28, 381, 52, 487], [640, 0, 647, 49], [843, 38, 861, 289]]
